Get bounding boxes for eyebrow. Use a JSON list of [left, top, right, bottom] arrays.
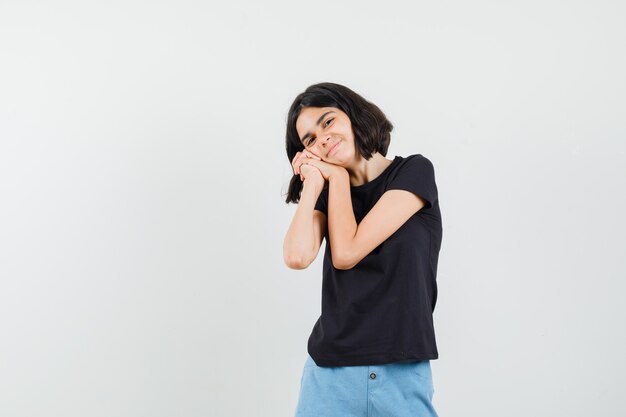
[[300, 111, 335, 145]]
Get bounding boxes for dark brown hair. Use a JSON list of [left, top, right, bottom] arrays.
[[284, 82, 394, 204]]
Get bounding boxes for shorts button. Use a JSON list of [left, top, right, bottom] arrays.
[[369, 372, 377, 379]]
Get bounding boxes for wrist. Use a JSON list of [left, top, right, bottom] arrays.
[[328, 167, 348, 182], [302, 178, 324, 195]]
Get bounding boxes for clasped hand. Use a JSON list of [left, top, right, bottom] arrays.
[[291, 151, 347, 183]]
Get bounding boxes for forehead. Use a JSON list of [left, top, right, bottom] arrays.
[[295, 107, 340, 133]]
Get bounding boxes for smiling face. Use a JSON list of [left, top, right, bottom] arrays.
[[295, 106, 356, 164]]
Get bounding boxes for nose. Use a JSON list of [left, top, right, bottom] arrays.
[[319, 133, 332, 147]]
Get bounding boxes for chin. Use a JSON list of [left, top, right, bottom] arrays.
[[335, 151, 352, 163]]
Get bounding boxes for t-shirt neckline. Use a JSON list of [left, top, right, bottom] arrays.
[[350, 156, 401, 190]]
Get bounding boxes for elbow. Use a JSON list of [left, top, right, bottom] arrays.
[[284, 254, 311, 270], [333, 261, 354, 270], [331, 252, 355, 270]]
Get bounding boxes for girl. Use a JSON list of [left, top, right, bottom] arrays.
[[283, 82, 442, 417]]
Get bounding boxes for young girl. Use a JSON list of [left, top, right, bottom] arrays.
[[283, 82, 442, 417]]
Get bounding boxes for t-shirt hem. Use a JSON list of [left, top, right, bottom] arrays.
[[309, 351, 439, 367]]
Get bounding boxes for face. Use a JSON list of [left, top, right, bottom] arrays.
[[295, 106, 356, 164]]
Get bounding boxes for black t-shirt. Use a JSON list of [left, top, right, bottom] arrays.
[[309, 154, 442, 367]]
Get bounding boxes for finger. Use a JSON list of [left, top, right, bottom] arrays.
[[296, 157, 303, 175], [292, 152, 301, 167], [292, 153, 303, 175], [296, 153, 311, 174], [296, 153, 311, 172], [308, 151, 321, 160]]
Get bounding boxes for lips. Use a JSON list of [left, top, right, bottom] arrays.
[[328, 141, 341, 157]]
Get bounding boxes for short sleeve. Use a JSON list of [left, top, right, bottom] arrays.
[[314, 187, 328, 215], [386, 154, 437, 210]]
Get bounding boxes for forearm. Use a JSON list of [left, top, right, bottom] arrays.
[[283, 181, 322, 268], [327, 170, 357, 267]]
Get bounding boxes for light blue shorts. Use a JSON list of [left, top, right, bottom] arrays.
[[294, 354, 439, 417]]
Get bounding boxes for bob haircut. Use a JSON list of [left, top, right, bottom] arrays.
[[284, 82, 394, 204]]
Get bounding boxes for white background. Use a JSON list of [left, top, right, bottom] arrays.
[[1, 1, 624, 416]]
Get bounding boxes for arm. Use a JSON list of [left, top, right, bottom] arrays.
[[327, 171, 426, 270], [283, 181, 327, 270]]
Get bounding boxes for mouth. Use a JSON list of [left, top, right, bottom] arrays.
[[328, 141, 341, 157]]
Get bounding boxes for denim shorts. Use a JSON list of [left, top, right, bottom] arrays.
[[294, 354, 439, 417]]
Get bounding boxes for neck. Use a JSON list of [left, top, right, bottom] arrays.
[[347, 152, 393, 187]]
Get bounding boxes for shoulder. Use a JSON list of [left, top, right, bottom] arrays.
[[393, 154, 435, 176], [386, 153, 438, 209], [404, 153, 433, 166]]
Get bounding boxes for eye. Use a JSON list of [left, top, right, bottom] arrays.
[[305, 118, 334, 147]]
